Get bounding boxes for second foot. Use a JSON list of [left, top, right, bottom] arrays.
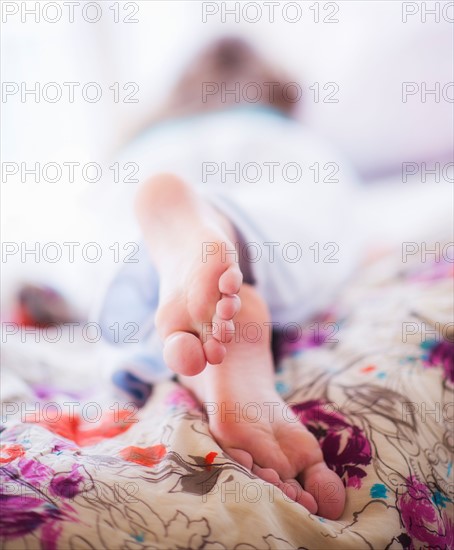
[[206, 394, 346, 520], [180, 284, 346, 520]]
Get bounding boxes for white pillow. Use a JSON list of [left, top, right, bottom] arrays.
[[231, 1, 454, 178]]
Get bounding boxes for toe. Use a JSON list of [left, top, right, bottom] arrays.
[[163, 332, 206, 376], [216, 294, 241, 320], [219, 266, 243, 295], [298, 462, 346, 520], [203, 338, 226, 365], [211, 316, 235, 343], [225, 448, 254, 470], [279, 479, 318, 513], [252, 465, 280, 485]]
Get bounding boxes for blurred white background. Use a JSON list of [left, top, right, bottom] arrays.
[[1, 0, 453, 311]]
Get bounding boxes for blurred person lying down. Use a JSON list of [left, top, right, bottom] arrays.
[[97, 38, 451, 520]]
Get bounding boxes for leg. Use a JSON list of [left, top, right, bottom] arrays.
[[181, 284, 345, 520], [136, 174, 345, 519]]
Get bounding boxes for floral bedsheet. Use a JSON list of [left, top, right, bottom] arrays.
[[1, 249, 453, 549]]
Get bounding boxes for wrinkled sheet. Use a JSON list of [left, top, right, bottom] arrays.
[[1, 248, 453, 550]]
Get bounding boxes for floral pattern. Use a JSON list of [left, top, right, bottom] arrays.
[[0, 457, 81, 548], [1, 254, 452, 549], [398, 476, 454, 549], [423, 339, 454, 383], [292, 399, 372, 488]]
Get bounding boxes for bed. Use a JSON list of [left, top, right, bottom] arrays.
[[1, 243, 453, 549]]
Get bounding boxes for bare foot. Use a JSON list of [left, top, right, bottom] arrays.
[[135, 174, 243, 376], [136, 174, 345, 518], [180, 285, 346, 520]]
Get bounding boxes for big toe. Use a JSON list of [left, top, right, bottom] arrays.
[[163, 331, 206, 376], [299, 463, 346, 520]]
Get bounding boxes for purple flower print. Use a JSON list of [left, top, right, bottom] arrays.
[[407, 259, 453, 283], [273, 313, 339, 360], [50, 464, 85, 499], [0, 494, 50, 538], [292, 399, 372, 488], [18, 457, 54, 485], [0, 457, 81, 546], [398, 476, 454, 549], [423, 340, 454, 383]]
